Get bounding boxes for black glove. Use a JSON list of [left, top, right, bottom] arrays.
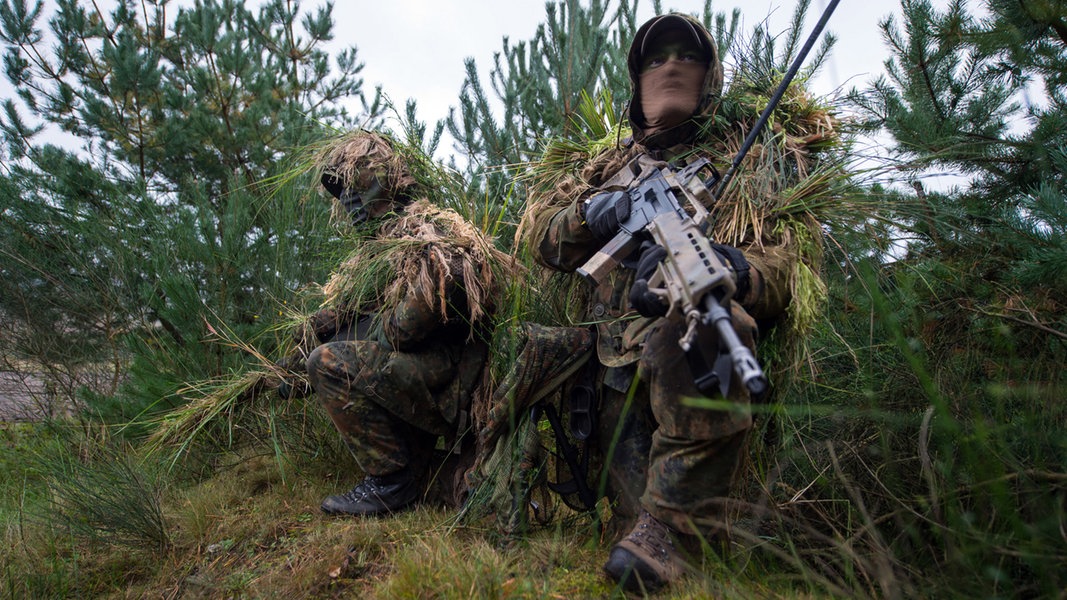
[[582, 190, 631, 241], [627, 242, 753, 318], [628, 242, 669, 317], [275, 353, 311, 400], [710, 243, 752, 302]]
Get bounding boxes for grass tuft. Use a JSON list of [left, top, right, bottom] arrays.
[[27, 428, 170, 552]]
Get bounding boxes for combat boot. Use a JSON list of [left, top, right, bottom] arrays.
[[603, 510, 686, 593], [320, 468, 421, 516]]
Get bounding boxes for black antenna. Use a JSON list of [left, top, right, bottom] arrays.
[[713, 0, 840, 200]]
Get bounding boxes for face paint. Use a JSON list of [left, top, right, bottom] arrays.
[[339, 178, 395, 225]]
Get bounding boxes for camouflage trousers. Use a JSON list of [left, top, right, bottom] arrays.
[[598, 301, 759, 537], [306, 338, 485, 477]]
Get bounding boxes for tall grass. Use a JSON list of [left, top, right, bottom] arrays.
[[735, 258, 1067, 598], [25, 426, 170, 552]]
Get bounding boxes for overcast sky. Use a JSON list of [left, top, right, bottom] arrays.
[[338, 0, 903, 129], [2, 1, 912, 160]]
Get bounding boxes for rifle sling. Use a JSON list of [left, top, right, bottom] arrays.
[[535, 401, 599, 513]]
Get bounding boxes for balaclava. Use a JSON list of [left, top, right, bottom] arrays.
[[638, 30, 708, 133], [627, 14, 724, 148]]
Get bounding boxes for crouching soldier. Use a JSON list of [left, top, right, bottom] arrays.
[[282, 130, 517, 516]]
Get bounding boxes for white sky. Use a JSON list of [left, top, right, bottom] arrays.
[[339, 0, 902, 129], [2, 1, 909, 161]]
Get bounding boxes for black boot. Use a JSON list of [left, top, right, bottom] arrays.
[[321, 468, 421, 516]]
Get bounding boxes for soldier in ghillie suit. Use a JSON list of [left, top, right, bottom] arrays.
[[280, 130, 518, 517], [520, 13, 837, 593]]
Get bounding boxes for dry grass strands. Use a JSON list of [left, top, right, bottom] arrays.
[[322, 199, 521, 329], [309, 129, 417, 198], [143, 369, 275, 462]]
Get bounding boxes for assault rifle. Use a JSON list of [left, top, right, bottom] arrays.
[[575, 0, 840, 400], [577, 158, 768, 400]]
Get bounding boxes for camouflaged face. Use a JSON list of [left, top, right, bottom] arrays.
[[319, 130, 417, 202]]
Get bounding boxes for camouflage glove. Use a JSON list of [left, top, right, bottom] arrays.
[[300, 309, 344, 345], [582, 190, 631, 241], [628, 242, 670, 318]]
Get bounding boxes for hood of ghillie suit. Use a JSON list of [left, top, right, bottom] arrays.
[[627, 13, 724, 148], [312, 129, 522, 330], [317, 130, 417, 206]]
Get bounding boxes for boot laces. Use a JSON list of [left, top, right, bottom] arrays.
[[627, 511, 677, 565], [339, 476, 387, 502]]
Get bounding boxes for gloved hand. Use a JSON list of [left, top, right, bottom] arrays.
[[277, 377, 311, 400], [628, 242, 669, 317], [582, 190, 631, 241], [303, 309, 342, 344], [710, 243, 752, 303], [628, 241, 754, 319], [275, 352, 312, 400]]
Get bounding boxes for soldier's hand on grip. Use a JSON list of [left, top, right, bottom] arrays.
[[628, 242, 669, 318], [709, 243, 752, 303], [582, 190, 631, 241]]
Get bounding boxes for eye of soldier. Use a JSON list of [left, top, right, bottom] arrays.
[[641, 42, 703, 71]]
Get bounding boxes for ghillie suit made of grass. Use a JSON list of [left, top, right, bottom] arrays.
[[460, 53, 852, 541], [319, 199, 514, 333], [526, 72, 845, 398], [145, 130, 521, 471]]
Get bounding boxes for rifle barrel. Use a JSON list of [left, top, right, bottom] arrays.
[[713, 0, 841, 200]]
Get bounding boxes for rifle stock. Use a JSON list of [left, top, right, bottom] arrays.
[[577, 231, 640, 286]]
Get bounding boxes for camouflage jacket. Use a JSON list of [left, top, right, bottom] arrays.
[[524, 145, 796, 367]]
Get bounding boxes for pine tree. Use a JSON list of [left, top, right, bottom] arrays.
[[846, 0, 1066, 375], [446, 0, 629, 171], [851, 0, 1067, 290], [441, 0, 632, 233], [834, 0, 1066, 594], [0, 0, 381, 418]]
